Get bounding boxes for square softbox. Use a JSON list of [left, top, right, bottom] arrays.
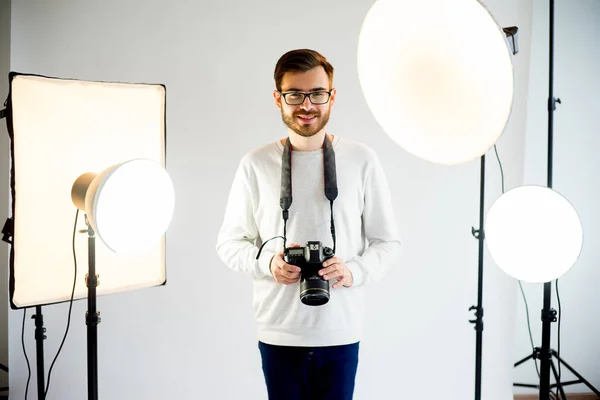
[[3, 72, 167, 309]]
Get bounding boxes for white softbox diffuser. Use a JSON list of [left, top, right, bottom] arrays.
[[485, 185, 583, 283], [5, 72, 167, 308], [357, 0, 514, 165]]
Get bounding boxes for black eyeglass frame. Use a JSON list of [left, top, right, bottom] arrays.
[[278, 90, 334, 105]]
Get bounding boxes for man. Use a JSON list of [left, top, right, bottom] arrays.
[[216, 49, 401, 400]]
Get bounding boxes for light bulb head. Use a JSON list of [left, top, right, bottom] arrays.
[[357, 0, 515, 165], [71, 159, 175, 254], [485, 185, 583, 283]]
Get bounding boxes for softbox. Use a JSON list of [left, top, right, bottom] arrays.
[[3, 72, 167, 309]]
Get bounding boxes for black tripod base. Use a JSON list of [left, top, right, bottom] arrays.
[[514, 348, 600, 398]]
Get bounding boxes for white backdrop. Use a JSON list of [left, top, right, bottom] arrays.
[[6, 0, 533, 399]]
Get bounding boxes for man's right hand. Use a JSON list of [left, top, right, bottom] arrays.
[[270, 245, 302, 285]]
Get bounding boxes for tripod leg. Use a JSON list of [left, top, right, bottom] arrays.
[[514, 352, 535, 368], [550, 359, 566, 400], [553, 351, 600, 397], [513, 350, 541, 389]]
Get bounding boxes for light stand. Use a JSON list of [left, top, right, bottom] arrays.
[[469, 155, 486, 400], [512, 1, 600, 398], [468, 26, 520, 400], [3, 93, 47, 400], [84, 215, 99, 400], [0, 184, 47, 400], [32, 306, 47, 400], [70, 159, 174, 400]]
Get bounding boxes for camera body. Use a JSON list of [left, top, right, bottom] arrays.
[[284, 241, 334, 306]]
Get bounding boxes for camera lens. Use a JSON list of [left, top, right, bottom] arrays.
[[300, 276, 330, 306]]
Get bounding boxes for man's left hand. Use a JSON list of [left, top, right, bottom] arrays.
[[319, 257, 353, 288]]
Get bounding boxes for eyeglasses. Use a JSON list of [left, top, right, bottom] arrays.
[[279, 90, 333, 105]]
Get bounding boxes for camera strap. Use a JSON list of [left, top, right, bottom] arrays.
[[280, 134, 338, 253]]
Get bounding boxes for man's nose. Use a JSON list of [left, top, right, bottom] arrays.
[[299, 96, 313, 110]]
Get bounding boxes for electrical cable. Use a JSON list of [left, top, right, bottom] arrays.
[[555, 279, 562, 398], [43, 209, 79, 398], [492, 144, 542, 382], [21, 309, 31, 400]]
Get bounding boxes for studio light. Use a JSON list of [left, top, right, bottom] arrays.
[[71, 158, 174, 400], [2, 72, 172, 400], [7, 73, 169, 308], [356, 1, 519, 400], [71, 158, 175, 254], [485, 185, 582, 283], [357, 0, 514, 165], [492, 2, 600, 398]]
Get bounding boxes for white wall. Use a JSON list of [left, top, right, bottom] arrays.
[[514, 0, 600, 395], [6, 1, 532, 399], [0, 0, 10, 393]]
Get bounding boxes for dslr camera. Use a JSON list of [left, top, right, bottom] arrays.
[[284, 241, 334, 306]]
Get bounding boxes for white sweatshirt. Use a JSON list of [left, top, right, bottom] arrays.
[[216, 135, 402, 347]]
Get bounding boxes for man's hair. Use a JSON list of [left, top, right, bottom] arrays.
[[274, 49, 334, 92]]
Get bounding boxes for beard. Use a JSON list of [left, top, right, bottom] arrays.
[[281, 107, 331, 137]]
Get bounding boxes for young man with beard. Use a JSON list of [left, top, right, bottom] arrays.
[[216, 49, 402, 400]]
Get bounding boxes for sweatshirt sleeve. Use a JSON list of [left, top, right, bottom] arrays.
[[345, 153, 402, 287], [216, 158, 275, 279]]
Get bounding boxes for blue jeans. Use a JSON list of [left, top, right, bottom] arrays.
[[258, 341, 360, 400]]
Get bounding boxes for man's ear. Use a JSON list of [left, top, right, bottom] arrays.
[[330, 88, 337, 106], [273, 90, 282, 110]]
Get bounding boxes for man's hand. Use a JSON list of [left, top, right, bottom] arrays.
[[319, 257, 354, 288], [270, 246, 301, 285]]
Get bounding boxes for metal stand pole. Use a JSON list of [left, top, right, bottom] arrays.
[[85, 217, 100, 400], [470, 155, 486, 400], [33, 306, 46, 400]]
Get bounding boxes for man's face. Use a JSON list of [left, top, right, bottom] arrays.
[[274, 66, 336, 137]]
